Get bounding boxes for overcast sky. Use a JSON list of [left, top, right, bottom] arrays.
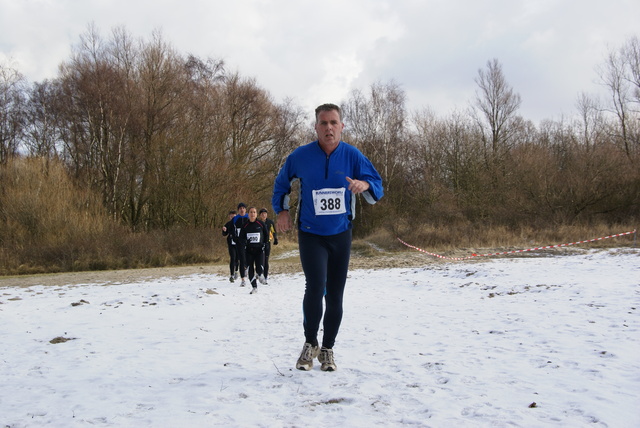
[[1, 0, 638, 123]]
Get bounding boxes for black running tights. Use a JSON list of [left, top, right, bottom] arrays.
[[298, 229, 352, 349]]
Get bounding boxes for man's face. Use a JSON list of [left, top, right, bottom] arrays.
[[259, 212, 267, 221], [238, 207, 247, 216], [315, 109, 344, 148]]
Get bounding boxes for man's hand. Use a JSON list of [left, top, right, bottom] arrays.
[[276, 210, 292, 233], [346, 177, 370, 194]]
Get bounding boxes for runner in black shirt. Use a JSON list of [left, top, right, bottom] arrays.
[[238, 207, 268, 294], [258, 208, 278, 284], [221, 210, 239, 282], [233, 203, 249, 286]]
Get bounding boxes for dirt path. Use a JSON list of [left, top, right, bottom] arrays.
[[0, 250, 436, 288]]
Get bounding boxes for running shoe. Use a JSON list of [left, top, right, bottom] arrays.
[[250, 287, 258, 294], [318, 347, 337, 371], [296, 343, 320, 371]]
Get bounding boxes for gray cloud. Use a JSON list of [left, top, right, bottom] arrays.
[[1, 0, 638, 122]]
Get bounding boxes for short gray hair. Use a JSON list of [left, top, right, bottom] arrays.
[[315, 103, 342, 122]]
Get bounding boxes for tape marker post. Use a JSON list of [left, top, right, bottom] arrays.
[[397, 230, 637, 261]]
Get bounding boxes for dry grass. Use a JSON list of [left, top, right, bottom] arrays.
[[0, 158, 636, 277], [369, 222, 637, 256]]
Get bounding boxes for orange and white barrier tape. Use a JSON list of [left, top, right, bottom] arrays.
[[397, 229, 637, 261]]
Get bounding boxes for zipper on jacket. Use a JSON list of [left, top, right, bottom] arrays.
[[324, 154, 330, 179]]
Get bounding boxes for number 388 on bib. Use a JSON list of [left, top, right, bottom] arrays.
[[312, 188, 347, 216]]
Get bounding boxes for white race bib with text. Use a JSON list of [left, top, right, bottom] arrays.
[[312, 188, 347, 216], [247, 232, 261, 243]]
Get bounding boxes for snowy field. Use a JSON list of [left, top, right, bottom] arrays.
[[1, 248, 639, 427]]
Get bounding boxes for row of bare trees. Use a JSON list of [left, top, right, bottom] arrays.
[[2, 26, 307, 233], [1, 27, 639, 248], [340, 38, 639, 231]]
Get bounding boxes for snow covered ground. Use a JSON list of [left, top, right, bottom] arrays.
[[1, 248, 639, 427]]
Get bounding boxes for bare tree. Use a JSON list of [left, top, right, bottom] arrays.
[[575, 92, 605, 151], [621, 35, 640, 107], [0, 63, 26, 163], [598, 49, 631, 156], [23, 80, 64, 158], [56, 24, 134, 223], [408, 108, 483, 218], [596, 36, 640, 158], [220, 73, 275, 170], [340, 80, 409, 229], [342, 80, 408, 185], [473, 58, 522, 158], [620, 36, 640, 156]]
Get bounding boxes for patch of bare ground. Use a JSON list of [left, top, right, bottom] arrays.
[[0, 242, 602, 289], [0, 247, 435, 288]]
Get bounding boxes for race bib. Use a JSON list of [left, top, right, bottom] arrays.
[[312, 188, 346, 216], [246, 232, 261, 243]]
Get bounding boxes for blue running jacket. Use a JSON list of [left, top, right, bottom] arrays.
[[272, 141, 384, 236]]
